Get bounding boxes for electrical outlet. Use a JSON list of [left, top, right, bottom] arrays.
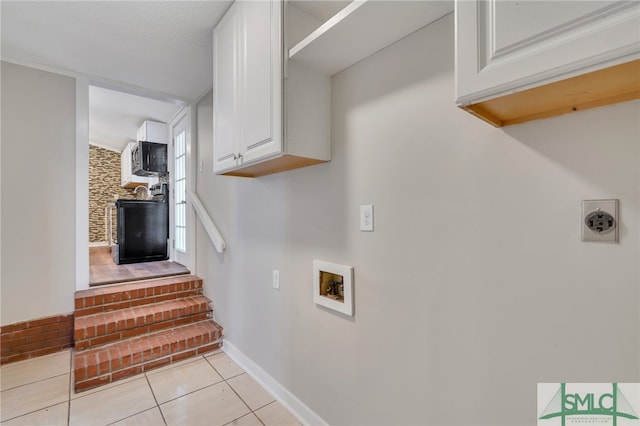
[[360, 205, 374, 232], [582, 199, 618, 243], [272, 270, 280, 290]]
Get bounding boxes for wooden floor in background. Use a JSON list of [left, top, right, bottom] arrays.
[[89, 246, 190, 286]]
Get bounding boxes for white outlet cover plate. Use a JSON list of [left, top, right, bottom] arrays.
[[582, 199, 618, 243], [360, 205, 374, 231], [272, 270, 280, 290]]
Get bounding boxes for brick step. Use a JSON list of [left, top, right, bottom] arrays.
[[74, 319, 223, 392], [74, 275, 203, 317], [74, 296, 212, 351]]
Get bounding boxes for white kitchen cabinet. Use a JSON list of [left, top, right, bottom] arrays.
[[455, 0, 640, 126], [212, 1, 239, 173], [121, 142, 148, 188], [213, 0, 330, 177], [137, 120, 168, 144]]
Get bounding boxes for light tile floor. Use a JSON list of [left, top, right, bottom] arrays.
[[0, 349, 301, 426]]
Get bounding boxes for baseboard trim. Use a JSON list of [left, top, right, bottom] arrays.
[[89, 241, 110, 247], [222, 339, 327, 426]]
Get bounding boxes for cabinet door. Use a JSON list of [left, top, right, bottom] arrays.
[[213, 2, 241, 173], [121, 144, 130, 187], [456, 0, 640, 104], [121, 142, 147, 188], [238, 0, 283, 165], [144, 121, 168, 144]]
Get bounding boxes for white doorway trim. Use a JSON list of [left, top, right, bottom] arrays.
[[169, 107, 196, 272], [76, 77, 90, 291], [50, 58, 189, 291]]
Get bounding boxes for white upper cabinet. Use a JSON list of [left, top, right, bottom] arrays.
[[455, 0, 640, 126], [238, 0, 282, 165], [212, 0, 330, 177], [137, 120, 168, 144], [213, 0, 282, 173], [212, 0, 459, 176], [212, 2, 240, 173]]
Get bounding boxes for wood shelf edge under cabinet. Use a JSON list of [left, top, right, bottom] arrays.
[[220, 155, 328, 178], [460, 59, 640, 127]]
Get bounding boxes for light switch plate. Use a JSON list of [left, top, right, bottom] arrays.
[[272, 270, 280, 290], [360, 205, 374, 232], [582, 199, 618, 243]]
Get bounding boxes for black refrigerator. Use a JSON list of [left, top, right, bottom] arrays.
[[113, 189, 169, 264]]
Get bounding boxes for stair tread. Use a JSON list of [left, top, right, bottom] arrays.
[[75, 320, 222, 363], [73, 319, 223, 391], [74, 276, 204, 317], [74, 295, 212, 331], [75, 274, 202, 300], [75, 320, 222, 359], [73, 295, 214, 350]]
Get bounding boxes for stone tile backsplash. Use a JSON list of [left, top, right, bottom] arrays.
[[89, 145, 135, 243]]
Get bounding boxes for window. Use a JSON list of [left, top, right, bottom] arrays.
[[174, 129, 186, 252]]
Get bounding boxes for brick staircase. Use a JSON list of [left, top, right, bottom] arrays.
[[73, 275, 223, 392]]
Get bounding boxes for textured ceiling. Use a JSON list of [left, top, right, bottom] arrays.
[[0, 0, 409, 152], [1, 1, 232, 101], [89, 86, 182, 152], [1, 1, 232, 152]]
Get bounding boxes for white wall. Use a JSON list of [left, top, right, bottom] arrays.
[[195, 14, 639, 425], [1, 62, 77, 324]]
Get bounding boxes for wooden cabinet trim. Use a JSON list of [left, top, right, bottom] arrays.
[[461, 59, 640, 127]]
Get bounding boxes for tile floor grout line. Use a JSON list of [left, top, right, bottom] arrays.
[[103, 406, 162, 426], [148, 370, 267, 426], [0, 371, 70, 393], [252, 399, 278, 413], [68, 350, 73, 426], [252, 400, 281, 425], [202, 351, 237, 379], [150, 375, 226, 407], [222, 372, 268, 426], [215, 354, 263, 426], [222, 411, 265, 426], [145, 353, 228, 408], [0, 351, 72, 425], [145, 354, 202, 378], [202, 352, 219, 372], [0, 400, 69, 424], [202, 352, 244, 381], [144, 367, 170, 426], [70, 376, 147, 401], [253, 408, 267, 426], [2, 349, 299, 425], [203, 352, 269, 426]]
